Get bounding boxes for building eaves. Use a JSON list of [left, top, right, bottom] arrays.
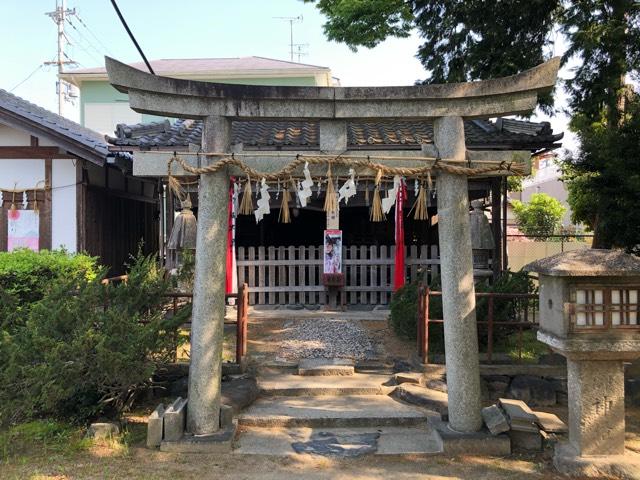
[[106, 118, 563, 153], [0, 89, 108, 165]]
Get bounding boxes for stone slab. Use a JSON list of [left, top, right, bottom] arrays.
[[220, 404, 234, 428], [160, 422, 237, 453], [87, 422, 120, 440], [393, 384, 448, 416], [164, 397, 187, 442], [221, 377, 259, 414], [394, 372, 424, 386], [534, 411, 567, 433], [233, 426, 443, 457], [482, 405, 510, 435], [554, 442, 640, 480], [298, 358, 355, 377], [238, 395, 430, 428], [146, 404, 165, 448], [508, 430, 542, 452], [429, 418, 511, 456], [498, 398, 539, 432], [259, 372, 392, 396]]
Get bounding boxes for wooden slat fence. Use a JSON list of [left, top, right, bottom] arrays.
[[237, 245, 440, 305]]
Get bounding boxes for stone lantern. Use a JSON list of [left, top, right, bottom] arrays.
[[469, 200, 495, 269], [525, 249, 640, 478]]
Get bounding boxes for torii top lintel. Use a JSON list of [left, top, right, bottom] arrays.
[[105, 56, 560, 121]]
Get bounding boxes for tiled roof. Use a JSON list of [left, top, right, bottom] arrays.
[[107, 118, 563, 151], [0, 89, 109, 163], [64, 56, 330, 76]]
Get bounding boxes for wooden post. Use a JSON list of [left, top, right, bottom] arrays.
[[423, 287, 430, 364], [487, 295, 494, 364]]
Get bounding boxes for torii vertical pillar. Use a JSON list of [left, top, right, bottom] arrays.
[[434, 116, 483, 432], [187, 116, 230, 435]]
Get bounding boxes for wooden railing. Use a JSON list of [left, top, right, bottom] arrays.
[[237, 244, 442, 305], [417, 286, 539, 364]]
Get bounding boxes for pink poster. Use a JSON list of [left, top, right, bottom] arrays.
[[8, 209, 39, 251]]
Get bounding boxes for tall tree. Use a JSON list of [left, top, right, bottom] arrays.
[[308, 0, 640, 251]]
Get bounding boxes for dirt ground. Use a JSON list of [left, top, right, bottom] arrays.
[[6, 315, 638, 479], [0, 433, 577, 480], [6, 408, 640, 480]]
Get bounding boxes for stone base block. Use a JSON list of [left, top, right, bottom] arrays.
[[554, 442, 640, 480], [508, 430, 542, 452], [298, 358, 354, 376], [430, 418, 510, 456], [160, 421, 237, 454]]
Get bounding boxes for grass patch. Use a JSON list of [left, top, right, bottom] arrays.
[[0, 420, 90, 463], [494, 329, 549, 363]]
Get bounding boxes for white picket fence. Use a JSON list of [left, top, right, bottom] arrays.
[[236, 244, 440, 305]]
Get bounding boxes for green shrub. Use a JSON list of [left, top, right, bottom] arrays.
[[389, 270, 537, 356], [0, 252, 189, 426], [0, 249, 98, 307]]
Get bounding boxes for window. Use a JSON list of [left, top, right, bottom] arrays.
[[571, 287, 640, 331]]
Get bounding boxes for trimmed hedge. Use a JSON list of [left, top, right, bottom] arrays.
[[0, 249, 98, 305]]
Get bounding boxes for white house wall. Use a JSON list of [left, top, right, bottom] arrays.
[[0, 124, 31, 146], [51, 158, 77, 252], [0, 159, 45, 190]]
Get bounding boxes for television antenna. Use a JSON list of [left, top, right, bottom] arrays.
[[273, 15, 303, 62]]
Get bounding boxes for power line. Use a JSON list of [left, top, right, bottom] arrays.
[[110, 0, 154, 74], [73, 12, 113, 56], [66, 17, 105, 60], [9, 64, 45, 93], [64, 27, 102, 64]]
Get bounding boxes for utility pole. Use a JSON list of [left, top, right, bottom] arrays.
[[273, 15, 303, 62], [45, 0, 77, 115]]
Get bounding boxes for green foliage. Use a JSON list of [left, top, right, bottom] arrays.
[[389, 280, 420, 339], [495, 330, 549, 364], [309, 1, 640, 247], [0, 252, 190, 426], [389, 271, 537, 358], [512, 193, 566, 239], [562, 97, 640, 253], [304, 0, 413, 50], [0, 249, 98, 305]]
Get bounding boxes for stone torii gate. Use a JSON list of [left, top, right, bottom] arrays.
[[105, 56, 560, 438]]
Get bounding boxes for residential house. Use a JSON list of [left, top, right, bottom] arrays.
[[59, 57, 337, 135], [0, 89, 158, 273]]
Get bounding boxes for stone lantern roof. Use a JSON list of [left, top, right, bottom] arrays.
[[524, 249, 640, 277]]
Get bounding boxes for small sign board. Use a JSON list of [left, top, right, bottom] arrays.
[[8, 209, 39, 251], [324, 229, 342, 274]]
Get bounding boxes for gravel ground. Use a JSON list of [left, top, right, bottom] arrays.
[[276, 318, 376, 360]]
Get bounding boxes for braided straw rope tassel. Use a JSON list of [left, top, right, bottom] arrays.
[[370, 170, 385, 222], [279, 184, 291, 223], [323, 164, 338, 214], [238, 176, 254, 215]]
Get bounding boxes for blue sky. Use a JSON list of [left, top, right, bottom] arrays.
[[0, 0, 575, 150]]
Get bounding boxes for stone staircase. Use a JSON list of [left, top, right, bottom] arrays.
[[234, 358, 444, 457]]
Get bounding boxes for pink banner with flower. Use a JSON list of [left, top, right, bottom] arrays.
[[7, 209, 39, 251]]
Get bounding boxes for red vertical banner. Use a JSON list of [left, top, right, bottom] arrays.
[[393, 179, 407, 291], [225, 180, 234, 294]]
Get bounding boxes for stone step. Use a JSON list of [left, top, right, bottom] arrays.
[[234, 425, 443, 457], [259, 372, 393, 397], [237, 395, 434, 428], [298, 358, 355, 376]]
